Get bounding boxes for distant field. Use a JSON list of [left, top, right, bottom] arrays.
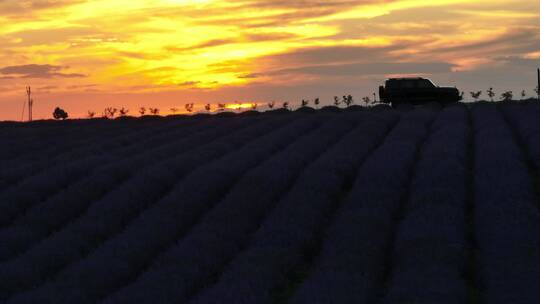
[[1, 102, 540, 304]]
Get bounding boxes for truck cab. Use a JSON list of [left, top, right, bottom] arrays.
[[379, 77, 462, 107]]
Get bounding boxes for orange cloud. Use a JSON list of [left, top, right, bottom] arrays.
[[0, 0, 539, 120]]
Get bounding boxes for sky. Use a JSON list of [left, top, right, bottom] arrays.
[[0, 0, 539, 120]]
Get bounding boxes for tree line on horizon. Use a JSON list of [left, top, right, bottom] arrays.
[[51, 85, 540, 120]]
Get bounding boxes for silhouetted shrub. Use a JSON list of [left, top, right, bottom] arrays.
[[103, 107, 117, 119], [487, 87, 495, 101], [333, 96, 341, 107], [283, 102, 289, 110], [139, 107, 146, 116], [149, 108, 160, 115], [53, 107, 68, 120], [361, 96, 370, 106], [501, 91, 513, 102], [470, 91, 482, 101], [119, 107, 129, 117], [521, 90, 527, 100], [344, 95, 354, 107]]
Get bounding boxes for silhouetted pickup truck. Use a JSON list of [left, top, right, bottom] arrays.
[[379, 77, 462, 107]]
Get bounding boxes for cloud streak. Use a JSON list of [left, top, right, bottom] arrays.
[[0, 64, 86, 78]]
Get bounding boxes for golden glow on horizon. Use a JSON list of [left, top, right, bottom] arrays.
[[0, 0, 539, 119], [225, 103, 259, 110]]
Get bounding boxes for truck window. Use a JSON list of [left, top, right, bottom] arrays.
[[417, 79, 435, 88]]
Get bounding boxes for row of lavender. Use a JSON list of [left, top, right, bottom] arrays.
[[0, 112, 294, 300], [0, 120, 197, 191], [288, 106, 437, 303], [106, 109, 401, 304], [481, 104, 540, 303], [1, 103, 540, 303], [0, 116, 262, 260], [1, 111, 348, 303]]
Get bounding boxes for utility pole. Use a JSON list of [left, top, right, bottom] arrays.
[[26, 86, 33, 122], [537, 68, 539, 101]]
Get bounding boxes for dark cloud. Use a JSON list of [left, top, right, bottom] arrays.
[[238, 73, 263, 79], [166, 33, 297, 53], [266, 61, 456, 77], [37, 85, 57, 90], [166, 39, 235, 52], [66, 84, 97, 89], [178, 81, 201, 87], [260, 45, 403, 66], [0, 64, 86, 78], [434, 28, 538, 54], [116, 51, 168, 60]]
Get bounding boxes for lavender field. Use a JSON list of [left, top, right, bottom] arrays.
[[1, 102, 540, 304]]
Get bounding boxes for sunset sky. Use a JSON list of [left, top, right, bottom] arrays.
[[1, 0, 539, 120]]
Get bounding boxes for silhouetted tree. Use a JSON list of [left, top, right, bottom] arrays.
[[373, 93, 377, 103], [268, 101, 275, 109], [251, 103, 258, 110], [103, 107, 117, 119], [333, 96, 340, 107], [301, 99, 309, 107], [119, 107, 129, 117], [205, 104, 211, 112], [139, 107, 146, 116], [344, 95, 354, 107], [501, 91, 513, 102], [487, 87, 495, 102], [218, 103, 226, 111], [87, 111, 95, 118], [314, 97, 320, 109], [170, 107, 178, 114], [53, 107, 68, 120], [362, 96, 371, 106], [283, 102, 289, 110], [470, 91, 482, 101], [521, 90, 527, 100], [149, 107, 160, 115], [185, 103, 194, 113]]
